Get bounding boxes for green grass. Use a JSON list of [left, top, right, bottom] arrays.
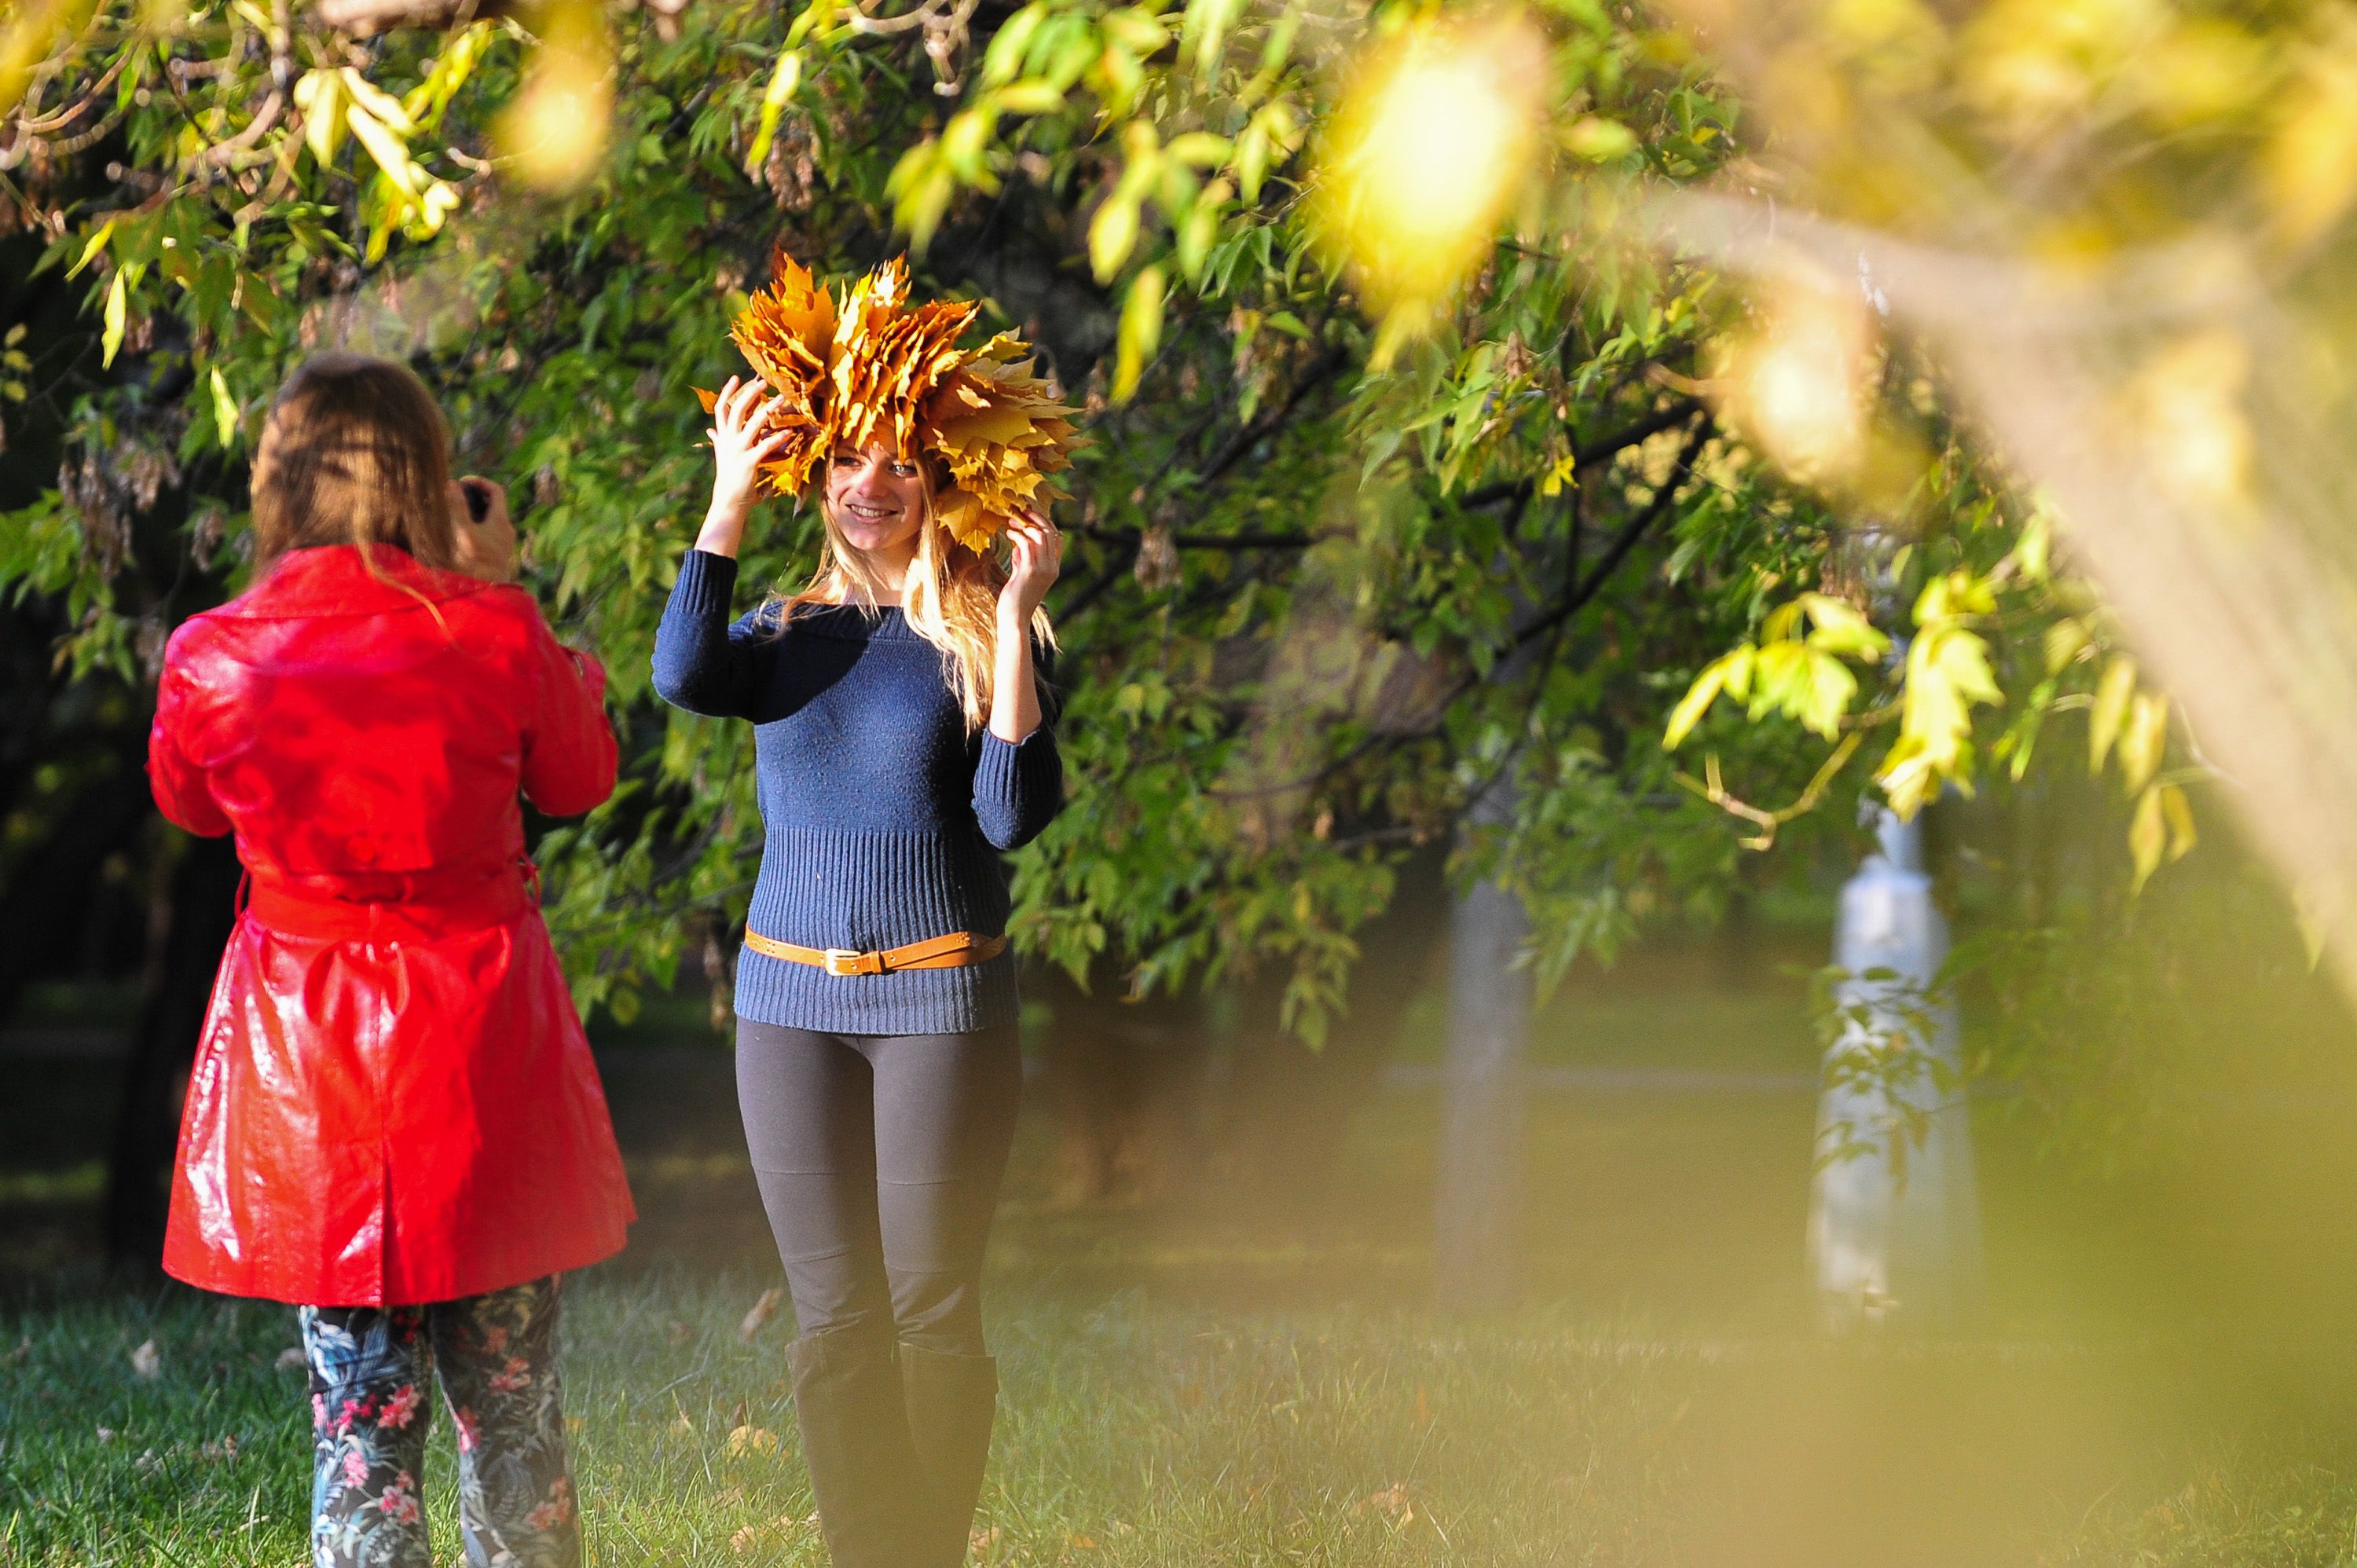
[[12, 1271, 2357, 1567], [21, 924, 2357, 1565]]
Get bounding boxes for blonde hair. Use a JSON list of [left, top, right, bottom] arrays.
[[250, 353, 458, 574], [778, 463, 1055, 731]]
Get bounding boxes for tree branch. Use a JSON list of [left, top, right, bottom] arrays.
[[1461, 396, 1704, 511], [314, 0, 508, 36], [1205, 415, 1714, 804], [1072, 524, 1341, 551], [1196, 345, 1345, 485]]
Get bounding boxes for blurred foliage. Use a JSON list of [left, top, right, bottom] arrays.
[[0, 0, 2242, 1057]]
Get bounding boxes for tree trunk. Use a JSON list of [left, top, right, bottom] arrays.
[[1805, 808, 1984, 1329], [103, 831, 240, 1264], [1433, 772, 1532, 1310]]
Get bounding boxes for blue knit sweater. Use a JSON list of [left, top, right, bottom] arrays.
[[651, 548, 1062, 1034]]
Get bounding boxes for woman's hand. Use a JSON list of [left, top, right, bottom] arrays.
[[698, 375, 793, 559], [450, 477, 516, 583], [998, 507, 1062, 628]]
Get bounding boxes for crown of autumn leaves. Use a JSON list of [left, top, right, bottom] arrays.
[[698, 252, 1080, 554]]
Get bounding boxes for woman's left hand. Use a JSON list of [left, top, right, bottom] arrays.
[[999, 507, 1062, 625]]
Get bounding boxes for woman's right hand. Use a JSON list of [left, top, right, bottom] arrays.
[[699, 376, 793, 559]]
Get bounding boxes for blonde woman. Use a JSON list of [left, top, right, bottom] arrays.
[[654, 309, 1065, 1568]]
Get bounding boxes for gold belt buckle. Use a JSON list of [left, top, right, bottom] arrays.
[[823, 947, 869, 976]]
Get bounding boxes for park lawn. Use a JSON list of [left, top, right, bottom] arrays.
[[9, 1267, 2357, 1568]]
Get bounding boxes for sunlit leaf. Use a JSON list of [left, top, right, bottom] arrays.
[[1090, 192, 1142, 283], [1112, 263, 1164, 402], [209, 366, 238, 449], [495, 0, 613, 192], [744, 50, 803, 179], [100, 269, 127, 368], [68, 218, 115, 280], [1310, 11, 1546, 329], [2160, 781, 2198, 862], [2088, 654, 2136, 771], [2117, 691, 2168, 793], [2128, 782, 2165, 892]]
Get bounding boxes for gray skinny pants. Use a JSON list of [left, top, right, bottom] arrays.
[[734, 1020, 1021, 1353]]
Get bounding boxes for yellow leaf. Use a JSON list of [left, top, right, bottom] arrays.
[[1112, 263, 1164, 402], [229, 0, 280, 47], [1798, 592, 1888, 660], [940, 107, 991, 182], [68, 218, 114, 280], [2088, 654, 2136, 771], [995, 79, 1064, 114], [2159, 781, 2197, 862], [1561, 115, 1637, 160], [2264, 45, 2357, 250], [2128, 782, 2166, 892], [403, 22, 493, 128], [209, 366, 238, 448], [1798, 649, 1859, 739], [1165, 130, 1229, 167], [2117, 691, 2168, 793], [785, 0, 837, 48], [1664, 651, 1736, 749], [346, 103, 423, 199], [744, 49, 803, 179], [493, 0, 613, 192], [2042, 617, 2088, 677], [727, 1424, 780, 1457], [339, 66, 418, 136], [101, 269, 128, 368], [1089, 192, 1141, 283], [299, 68, 346, 166]]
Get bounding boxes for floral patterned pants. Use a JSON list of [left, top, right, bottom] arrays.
[[300, 1275, 578, 1568]]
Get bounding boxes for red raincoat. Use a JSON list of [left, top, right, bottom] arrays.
[[148, 544, 636, 1306]]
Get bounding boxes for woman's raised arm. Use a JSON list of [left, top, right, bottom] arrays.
[[652, 376, 794, 717]]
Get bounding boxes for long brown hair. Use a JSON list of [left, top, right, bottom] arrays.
[[780, 464, 1054, 731], [250, 353, 459, 573]]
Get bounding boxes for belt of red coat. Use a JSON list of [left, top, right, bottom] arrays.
[[244, 860, 534, 943]]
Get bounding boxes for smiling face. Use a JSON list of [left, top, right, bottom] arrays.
[[822, 443, 928, 563]]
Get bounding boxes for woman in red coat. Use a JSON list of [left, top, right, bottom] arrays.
[[147, 353, 633, 1568]]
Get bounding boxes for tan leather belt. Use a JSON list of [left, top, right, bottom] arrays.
[[742, 928, 1007, 976]]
